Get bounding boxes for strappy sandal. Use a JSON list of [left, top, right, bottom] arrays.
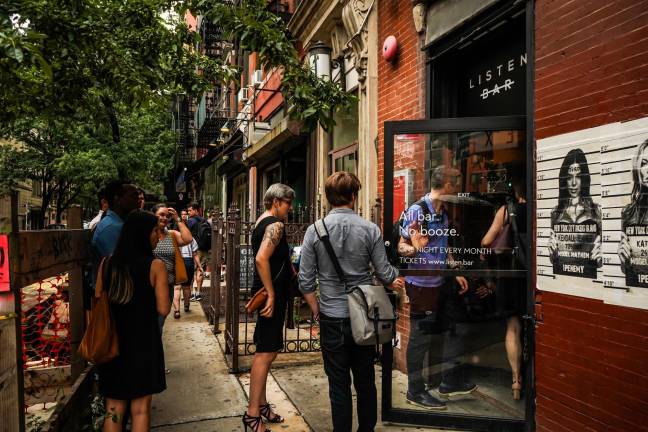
[[260, 403, 284, 423], [242, 413, 269, 431]]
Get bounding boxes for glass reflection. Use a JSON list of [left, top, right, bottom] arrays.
[[390, 131, 527, 420]]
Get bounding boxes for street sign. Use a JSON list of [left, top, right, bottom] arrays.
[[0, 235, 9, 292]]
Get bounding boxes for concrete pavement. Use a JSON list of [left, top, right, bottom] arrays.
[[150, 304, 447, 431]]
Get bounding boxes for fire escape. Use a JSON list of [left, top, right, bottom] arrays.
[[175, 96, 197, 165], [196, 19, 233, 150]]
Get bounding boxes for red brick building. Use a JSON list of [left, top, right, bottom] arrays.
[[377, 0, 648, 430]]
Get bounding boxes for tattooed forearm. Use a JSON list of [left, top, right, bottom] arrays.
[[262, 222, 284, 249]]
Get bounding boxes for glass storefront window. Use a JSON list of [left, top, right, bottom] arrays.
[[384, 119, 529, 430]]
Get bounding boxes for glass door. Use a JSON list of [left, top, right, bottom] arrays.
[[382, 116, 532, 431]]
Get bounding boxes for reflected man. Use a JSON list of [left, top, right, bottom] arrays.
[[398, 166, 475, 410]]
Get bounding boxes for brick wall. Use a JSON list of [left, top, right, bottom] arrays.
[[535, 0, 648, 430], [377, 0, 427, 372]]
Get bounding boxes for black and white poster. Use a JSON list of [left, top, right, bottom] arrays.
[[536, 136, 602, 298], [537, 117, 648, 309], [548, 149, 602, 278]]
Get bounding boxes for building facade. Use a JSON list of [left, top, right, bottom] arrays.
[[377, 0, 648, 430]]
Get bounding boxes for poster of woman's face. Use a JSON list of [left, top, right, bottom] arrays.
[[618, 139, 648, 287], [548, 149, 602, 279], [538, 117, 648, 309]]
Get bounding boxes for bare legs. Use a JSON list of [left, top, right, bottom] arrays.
[[505, 316, 522, 399], [104, 396, 152, 432], [181, 285, 191, 311], [246, 352, 278, 431], [172, 286, 181, 314]]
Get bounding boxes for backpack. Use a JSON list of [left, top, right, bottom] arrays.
[[191, 217, 212, 251], [386, 198, 432, 266]]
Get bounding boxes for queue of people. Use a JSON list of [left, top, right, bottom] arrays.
[[87, 169, 527, 432], [89, 180, 212, 431]]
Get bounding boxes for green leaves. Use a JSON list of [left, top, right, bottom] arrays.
[[187, 0, 354, 131]]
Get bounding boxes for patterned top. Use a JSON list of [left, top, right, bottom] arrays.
[[154, 233, 175, 285]]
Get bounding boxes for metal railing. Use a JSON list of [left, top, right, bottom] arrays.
[[221, 199, 383, 373]]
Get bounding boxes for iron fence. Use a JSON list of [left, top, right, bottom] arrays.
[[221, 199, 383, 373]]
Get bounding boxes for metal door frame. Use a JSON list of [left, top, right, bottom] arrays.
[[382, 115, 533, 431]]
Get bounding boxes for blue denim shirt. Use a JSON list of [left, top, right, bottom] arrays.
[[92, 210, 124, 258], [298, 208, 399, 318]]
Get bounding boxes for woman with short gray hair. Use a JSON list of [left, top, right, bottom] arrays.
[[263, 183, 295, 210], [243, 183, 295, 431]]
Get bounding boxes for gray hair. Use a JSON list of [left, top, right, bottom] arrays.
[[263, 183, 295, 209]]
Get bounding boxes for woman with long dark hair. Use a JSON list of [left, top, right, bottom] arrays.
[[98, 210, 170, 432], [481, 177, 527, 400], [618, 139, 648, 277], [548, 149, 602, 273]]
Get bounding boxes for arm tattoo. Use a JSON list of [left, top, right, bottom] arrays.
[[262, 222, 284, 248]]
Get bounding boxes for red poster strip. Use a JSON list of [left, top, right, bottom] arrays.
[[0, 235, 9, 292]]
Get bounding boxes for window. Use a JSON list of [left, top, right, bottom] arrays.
[[330, 143, 358, 175]]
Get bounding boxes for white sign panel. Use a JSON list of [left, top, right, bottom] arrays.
[[536, 117, 648, 309]]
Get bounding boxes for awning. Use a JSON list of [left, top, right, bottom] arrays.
[[243, 118, 302, 163]]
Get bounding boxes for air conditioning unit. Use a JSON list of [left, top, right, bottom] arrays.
[[238, 87, 250, 102], [252, 70, 264, 87]]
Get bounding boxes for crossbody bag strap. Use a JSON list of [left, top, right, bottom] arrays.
[[314, 219, 348, 289]]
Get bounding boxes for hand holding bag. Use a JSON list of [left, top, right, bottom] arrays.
[[245, 261, 285, 314], [78, 259, 119, 364], [170, 233, 188, 284], [313, 219, 397, 355]]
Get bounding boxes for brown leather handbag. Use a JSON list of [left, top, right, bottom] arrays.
[[170, 233, 188, 284], [245, 261, 286, 314], [245, 287, 268, 314], [78, 259, 119, 364]]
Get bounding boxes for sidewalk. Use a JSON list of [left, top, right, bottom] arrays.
[[150, 304, 442, 431]]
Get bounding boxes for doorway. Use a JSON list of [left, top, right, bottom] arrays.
[[382, 116, 532, 431]]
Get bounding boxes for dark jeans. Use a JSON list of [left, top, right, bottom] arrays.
[[320, 314, 377, 432], [406, 282, 466, 395]]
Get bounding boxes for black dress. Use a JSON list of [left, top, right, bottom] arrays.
[[98, 257, 166, 399], [251, 216, 291, 353], [493, 202, 527, 318]]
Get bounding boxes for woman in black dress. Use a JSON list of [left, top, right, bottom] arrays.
[[481, 178, 527, 400], [98, 210, 171, 432], [243, 184, 295, 432]]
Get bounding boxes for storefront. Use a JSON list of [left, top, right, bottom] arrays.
[[380, 1, 533, 430]]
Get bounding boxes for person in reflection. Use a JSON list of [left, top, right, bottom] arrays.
[[398, 165, 475, 410], [299, 172, 404, 432], [481, 176, 527, 400], [98, 210, 170, 432], [243, 184, 295, 432]]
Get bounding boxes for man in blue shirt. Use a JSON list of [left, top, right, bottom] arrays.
[[92, 181, 140, 259], [398, 165, 475, 409]]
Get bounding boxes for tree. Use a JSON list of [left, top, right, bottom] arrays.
[[184, 0, 355, 131], [0, 99, 176, 226], [0, 0, 354, 224]]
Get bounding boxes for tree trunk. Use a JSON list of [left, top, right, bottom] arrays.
[[40, 183, 53, 228], [55, 182, 65, 224], [102, 96, 120, 144]]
